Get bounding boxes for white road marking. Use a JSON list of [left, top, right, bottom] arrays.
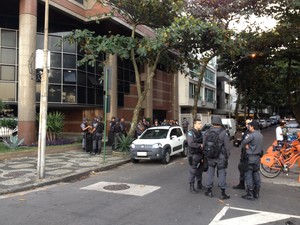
[[209, 206, 300, 225], [81, 181, 160, 196]]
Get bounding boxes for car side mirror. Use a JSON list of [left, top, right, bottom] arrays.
[[171, 135, 177, 139]]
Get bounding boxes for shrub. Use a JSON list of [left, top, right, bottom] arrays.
[[115, 134, 134, 154], [3, 135, 24, 150]]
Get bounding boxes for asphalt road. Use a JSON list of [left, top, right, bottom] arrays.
[[0, 126, 299, 225]]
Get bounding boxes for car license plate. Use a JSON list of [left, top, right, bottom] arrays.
[[137, 152, 147, 156]]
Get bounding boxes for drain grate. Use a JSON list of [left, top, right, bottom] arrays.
[[103, 184, 130, 191]]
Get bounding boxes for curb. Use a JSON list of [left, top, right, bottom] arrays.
[[0, 158, 131, 195]]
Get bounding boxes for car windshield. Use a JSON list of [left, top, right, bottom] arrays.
[[140, 129, 169, 139]]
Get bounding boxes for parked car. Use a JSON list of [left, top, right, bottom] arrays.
[[130, 125, 188, 164], [259, 119, 268, 129]]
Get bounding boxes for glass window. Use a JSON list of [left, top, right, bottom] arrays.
[[87, 88, 95, 104], [63, 40, 76, 53], [63, 54, 76, 69], [36, 34, 43, 49], [0, 82, 16, 101], [63, 70, 76, 84], [204, 69, 215, 85], [0, 65, 15, 80], [50, 52, 61, 68], [0, 48, 16, 64], [77, 87, 86, 103], [49, 35, 61, 52], [74, 0, 84, 4], [49, 69, 61, 84], [95, 88, 103, 105], [77, 71, 86, 86], [48, 85, 61, 102], [1, 30, 17, 47], [63, 86, 76, 103], [205, 88, 214, 102]]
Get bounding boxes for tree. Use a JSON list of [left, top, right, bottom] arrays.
[[66, 0, 229, 137]]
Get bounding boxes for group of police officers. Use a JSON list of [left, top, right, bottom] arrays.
[[187, 115, 263, 201]]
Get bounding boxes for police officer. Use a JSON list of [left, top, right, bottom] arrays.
[[204, 116, 230, 200], [232, 118, 252, 190], [187, 118, 204, 194], [90, 116, 104, 155], [80, 118, 91, 152], [240, 120, 263, 200]]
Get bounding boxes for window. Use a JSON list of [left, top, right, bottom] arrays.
[[205, 88, 214, 102], [48, 85, 61, 102], [0, 48, 16, 64], [63, 70, 76, 84], [204, 69, 215, 85], [1, 30, 17, 47], [63, 86, 76, 103], [189, 82, 201, 99], [49, 69, 61, 84], [0, 82, 16, 101], [74, 0, 84, 4], [0, 65, 15, 80]]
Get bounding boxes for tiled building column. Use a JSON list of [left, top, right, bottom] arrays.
[[106, 54, 118, 119], [17, 0, 37, 145]]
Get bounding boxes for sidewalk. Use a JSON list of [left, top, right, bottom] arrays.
[[0, 146, 130, 195]]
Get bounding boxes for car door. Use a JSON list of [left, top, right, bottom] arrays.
[[169, 127, 183, 155]]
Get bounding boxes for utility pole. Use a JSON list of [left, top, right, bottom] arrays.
[[37, 0, 49, 179]]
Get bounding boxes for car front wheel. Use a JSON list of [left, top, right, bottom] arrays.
[[131, 158, 139, 163], [162, 149, 171, 164]]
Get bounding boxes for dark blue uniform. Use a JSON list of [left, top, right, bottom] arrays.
[[187, 128, 204, 193]]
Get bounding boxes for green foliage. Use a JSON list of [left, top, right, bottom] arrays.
[[115, 134, 134, 154], [0, 118, 17, 129], [47, 111, 64, 141], [37, 111, 65, 142], [3, 135, 24, 150]]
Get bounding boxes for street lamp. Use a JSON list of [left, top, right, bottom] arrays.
[[227, 53, 256, 118]]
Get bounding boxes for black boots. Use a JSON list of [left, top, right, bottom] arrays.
[[232, 180, 245, 189], [220, 189, 230, 200], [205, 188, 213, 197], [189, 183, 199, 194], [253, 187, 260, 199], [197, 180, 203, 190], [242, 189, 254, 200]]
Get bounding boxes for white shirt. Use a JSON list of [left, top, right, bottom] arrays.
[[276, 126, 283, 141]]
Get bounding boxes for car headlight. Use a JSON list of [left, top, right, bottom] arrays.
[[152, 143, 162, 148], [130, 143, 136, 149]]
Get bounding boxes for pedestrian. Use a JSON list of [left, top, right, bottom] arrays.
[[232, 118, 252, 190], [276, 120, 286, 145], [108, 116, 116, 146], [142, 117, 150, 129], [204, 115, 230, 200], [120, 117, 127, 137], [112, 118, 122, 150], [240, 120, 263, 200], [90, 116, 104, 155], [136, 120, 145, 138], [182, 117, 189, 134], [80, 118, 91, 151], [187, 118, 205, 193], [152, 119, 160, 127]]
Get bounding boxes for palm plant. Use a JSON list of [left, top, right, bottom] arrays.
[[46, 111, 64, 141], [115, 134, 134, 154]]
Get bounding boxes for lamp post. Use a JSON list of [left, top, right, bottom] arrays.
[[227, 53, 256, 118]]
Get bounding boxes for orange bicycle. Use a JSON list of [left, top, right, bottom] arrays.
[[260, 133, 300, 178]]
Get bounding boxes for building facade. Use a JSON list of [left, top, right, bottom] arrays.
[[0, 0, 178, 144]]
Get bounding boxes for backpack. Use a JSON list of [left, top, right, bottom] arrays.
[[204, 129, 223, 159]]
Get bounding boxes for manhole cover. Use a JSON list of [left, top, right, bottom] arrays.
[[103, 184, 130, 191]]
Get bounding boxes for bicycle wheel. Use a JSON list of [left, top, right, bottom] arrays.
[[260, 163, 281, 178]]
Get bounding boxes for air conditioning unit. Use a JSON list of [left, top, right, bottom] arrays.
[[202, 100, 206, 106]]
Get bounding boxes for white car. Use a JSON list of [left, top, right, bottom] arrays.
[[130, 126, 188, 164]]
